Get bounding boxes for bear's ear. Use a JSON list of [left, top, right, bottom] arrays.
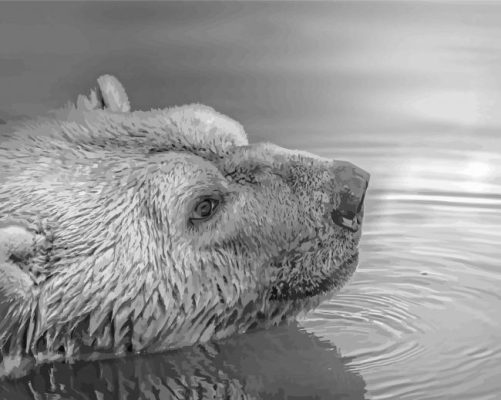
[[0, 221, 39, 366], [0, 221, 39, 297], [168, 104, 248, 147], [77, 75, 131, 113]]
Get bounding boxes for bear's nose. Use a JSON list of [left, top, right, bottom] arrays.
[[330, 161, 369, 232]]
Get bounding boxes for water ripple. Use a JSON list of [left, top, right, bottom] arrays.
[[301, 183, 501, 400]]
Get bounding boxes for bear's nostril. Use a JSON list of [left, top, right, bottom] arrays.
[[339, 209, 356, 221], [331, 209, 360, 232], [331, 184, 367, 232]]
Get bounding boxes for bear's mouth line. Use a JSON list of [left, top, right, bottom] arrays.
[[268, 252, 359, 301]]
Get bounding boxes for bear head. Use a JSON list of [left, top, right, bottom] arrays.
[[0, 75, 369, 375]]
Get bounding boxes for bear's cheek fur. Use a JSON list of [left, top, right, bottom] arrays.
[[29, 157, 230, 347], [31, 158, 300, 352], [151, 179, 317, 344]]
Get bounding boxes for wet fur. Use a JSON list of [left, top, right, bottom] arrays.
[[0, 75, 364, 378]]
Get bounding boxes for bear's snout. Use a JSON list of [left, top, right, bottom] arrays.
[[329, 161, 370, 232]]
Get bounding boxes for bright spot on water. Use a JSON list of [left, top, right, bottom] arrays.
[[407, 90, 482, 126], [463, 161, 491, 180]]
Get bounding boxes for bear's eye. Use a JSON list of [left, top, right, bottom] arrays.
[[190, 197, 220, 222]]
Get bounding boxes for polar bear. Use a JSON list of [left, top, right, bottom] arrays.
[[0, 75, 369, 378]]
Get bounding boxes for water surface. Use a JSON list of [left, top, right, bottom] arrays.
[[1, 2, 500, 399]]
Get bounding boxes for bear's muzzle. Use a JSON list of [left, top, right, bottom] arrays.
[[329, 161, 370, 232]]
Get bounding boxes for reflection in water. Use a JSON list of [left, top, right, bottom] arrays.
[[0, 323, 366, 400]]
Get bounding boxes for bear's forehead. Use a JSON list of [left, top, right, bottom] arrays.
[[70, 104, 248, 157]]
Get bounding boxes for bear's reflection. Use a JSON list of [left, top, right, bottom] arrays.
[[2, 322, 366, 400]]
